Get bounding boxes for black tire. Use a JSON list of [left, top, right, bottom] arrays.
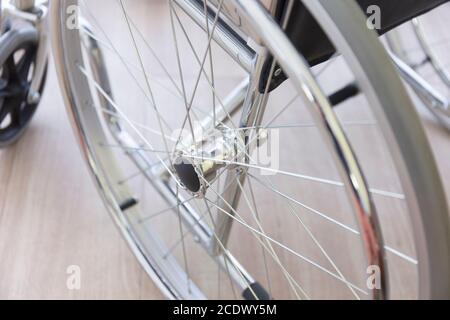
[[0, 21, 47, 148]]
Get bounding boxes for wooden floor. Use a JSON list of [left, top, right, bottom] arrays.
[[0, 59, 165, 299], [0, 2, 449, 299]]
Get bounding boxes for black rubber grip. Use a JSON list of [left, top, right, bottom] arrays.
[[242, 282, 272, 300], [329, 83, 360, 107], [119, 198, 138, 211]]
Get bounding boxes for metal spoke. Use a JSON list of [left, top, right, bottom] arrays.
[[117, 151, 172, 185], [161, 169, 240, 256], [171, 5, 238, 129], [281, 189, 360, 299], [249, 173, 358, 234], [200, 174, 368, 295], [99, 143, 170, 155], [175, 185, 192, 293], [139, 196, 196, 223], [118, 0, 174, 168], [264, 94, 300, 128], [203, 198, 259, 300], [77, 64, 181, 187], [100, 108, 178, 142], [202, 0, 217, 126], [172, 0, 226, 154], [238, 121, 377, 131], [162, 208, 208, 259], [249, 173, 417, 265], [202, 194, 368, 295], [80, 0, 174, 134], [169, 0, 197, 142], [81, 26, 204, 125], [244, 179, 274, 296], [236, 177, 308, 299], [180, 152, 405, 200]]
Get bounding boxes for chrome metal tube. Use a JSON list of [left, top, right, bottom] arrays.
[[173, 0, 255, 73]]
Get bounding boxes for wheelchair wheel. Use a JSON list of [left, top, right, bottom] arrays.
[[51, 0, 450, 299], [0, 21, 47, 147], [386, 3, 450, 130]]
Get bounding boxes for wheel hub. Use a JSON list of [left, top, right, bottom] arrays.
[[173, 126, 246, 197]]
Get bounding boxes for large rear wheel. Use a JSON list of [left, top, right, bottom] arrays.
[[386, 3, 450, 130], [51, 0, 450, 299]]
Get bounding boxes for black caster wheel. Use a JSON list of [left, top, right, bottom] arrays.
[[0, 21, 47, 148]]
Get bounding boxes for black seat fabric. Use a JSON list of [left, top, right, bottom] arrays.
[[285, 0, 449, 66]]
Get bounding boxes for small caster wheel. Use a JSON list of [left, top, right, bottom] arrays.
[[0, 21, 47, 148]]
